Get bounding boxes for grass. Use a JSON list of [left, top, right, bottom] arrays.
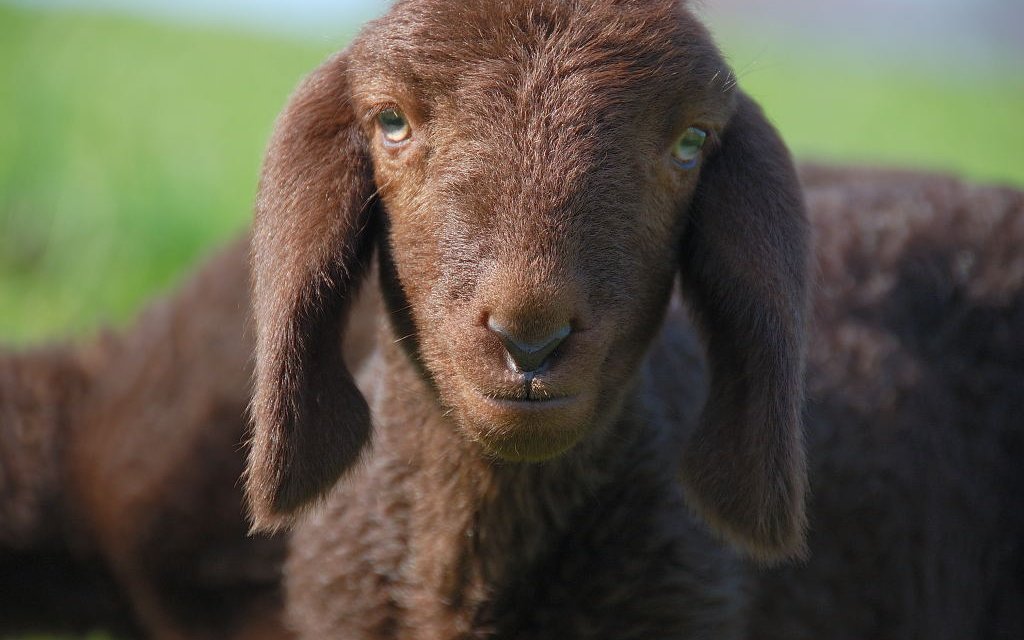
[[0, 4, 336, 344], [2, 4, 1022, 345], [717, 25, 1024, 184]]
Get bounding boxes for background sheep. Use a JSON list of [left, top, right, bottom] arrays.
[[754, 166, 1024, 638], [0, 241, 292, 638]]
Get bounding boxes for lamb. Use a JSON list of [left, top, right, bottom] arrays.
[[244, 0, 1023, 638], [0, 241, 293, 639], [752, 165, 1024, 639]]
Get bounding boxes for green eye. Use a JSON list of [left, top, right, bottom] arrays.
[[377, 108, 411, 144], [672, 126, 707, 168]]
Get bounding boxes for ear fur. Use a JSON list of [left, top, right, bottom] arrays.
[[678, 91, 810, 562], [247, 52, 377, 532]]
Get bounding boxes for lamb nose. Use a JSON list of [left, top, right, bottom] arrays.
[[486, 318, 571, 373]]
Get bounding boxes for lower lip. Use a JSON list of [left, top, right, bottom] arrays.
[[479, 394, 579, 412]]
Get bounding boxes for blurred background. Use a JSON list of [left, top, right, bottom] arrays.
[[1, 0, 1022, 348]]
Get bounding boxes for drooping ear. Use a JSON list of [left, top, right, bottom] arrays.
[[678, 91, 810, 562], [246, 52, 377, 532]]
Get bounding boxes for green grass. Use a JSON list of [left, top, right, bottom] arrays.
[[1, 3, 1022, 346], [716, 26, 1024, 184], [0, 4, 335, 343]]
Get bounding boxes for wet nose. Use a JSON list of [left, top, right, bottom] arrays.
[[486, 317, 571, 374]]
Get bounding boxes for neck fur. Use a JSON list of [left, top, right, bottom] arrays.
[[369, 336, 639, 633]]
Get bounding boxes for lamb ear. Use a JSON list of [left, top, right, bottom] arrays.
[[246, 52, 377, 532], [677, 91, 810, 562]]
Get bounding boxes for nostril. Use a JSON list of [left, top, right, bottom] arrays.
[[486, 317, 571, 374]]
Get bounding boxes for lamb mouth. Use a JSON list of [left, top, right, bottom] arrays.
[[478, 390, 576, 408]]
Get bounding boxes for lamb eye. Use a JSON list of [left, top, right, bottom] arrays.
[[672, 126, 707, 169], [377, 108, 411, 144]]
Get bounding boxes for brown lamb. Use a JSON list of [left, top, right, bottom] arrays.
[[243, 0, 1023, 638], [1, 0, 1022, 638], [0, 242, 292, 639]]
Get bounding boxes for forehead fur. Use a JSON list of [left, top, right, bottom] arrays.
[[349, 0, 732, 122]]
